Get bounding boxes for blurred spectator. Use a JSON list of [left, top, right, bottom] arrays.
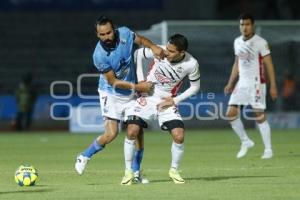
[[14, 73, 37, 131], [281, 73, 297, 111]]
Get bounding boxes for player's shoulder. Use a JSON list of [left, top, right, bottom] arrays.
[[183, 52, 199, 67], [234, 35, 243, 43], [93, 42, 106, 61], [117, 26, 133, 35], [253, 34, 268, 44], [185, 52, 198, 63]]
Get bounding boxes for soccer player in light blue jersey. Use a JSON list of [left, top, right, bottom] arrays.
[[75, 16, 164, 185]]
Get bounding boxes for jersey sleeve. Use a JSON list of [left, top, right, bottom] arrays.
[[233, 39, 238, 56], [93, 54, 112, 74], [188, 61, 200, 82], [142, 47, 154, 59], [259, 39, 271, 57]]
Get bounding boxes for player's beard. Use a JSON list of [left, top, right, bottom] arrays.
[[103, 39, 115, 48]]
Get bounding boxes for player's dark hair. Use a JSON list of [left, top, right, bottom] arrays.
[[168, 34, 188, 52], [95, 15, 115, 29], [239, 13, 255, 24]]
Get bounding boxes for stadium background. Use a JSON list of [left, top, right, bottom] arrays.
[[0, 0, 299, 130]]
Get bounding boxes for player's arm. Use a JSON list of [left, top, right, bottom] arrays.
[[263, 55, 278, 101], [134, 34, 164, 59], [157, 80, 200, 111], [224, 56, 239, 95], [135, 48, 155, 82], [157, 63, 200, 111], [103, 70, 153, 93]]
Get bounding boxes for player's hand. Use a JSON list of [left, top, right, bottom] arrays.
[[224, 84, 234, 95], [150, 45, 165, 59], [270, 85, 278, 101], [157, 96, 175, 112], [135, 81, 154, 94]]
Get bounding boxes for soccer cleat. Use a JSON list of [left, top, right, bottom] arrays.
[[132, 171, 150, 184], [121, 169, 134, 185], [75, 154, 90, 175], [169, 168, 185, 184], [261, 149, 273, 159], [236, 140, 255, 158]]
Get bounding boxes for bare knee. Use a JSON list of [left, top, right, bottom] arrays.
[[226, 106, 239, 121], [171, 128, 184, 144], [127, 124, 141, 140], [101, 130, 118, 144], [255, 111, 266, 123]]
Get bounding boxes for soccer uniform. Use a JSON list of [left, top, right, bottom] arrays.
[[93, 26, 137, 120], [126, 47, 200, 127], [228, 34, 270, 110]]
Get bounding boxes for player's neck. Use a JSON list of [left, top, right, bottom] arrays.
[[171, 54, 185, 64], [242, 33, 255, 41]]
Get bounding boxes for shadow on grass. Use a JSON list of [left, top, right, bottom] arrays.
[[151, 175, 279, 183], [0, 188, 55, 195]]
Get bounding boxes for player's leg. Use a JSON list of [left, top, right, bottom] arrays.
[[75, 119, 119, 175], [121, 117, 145, 185], [133, 128, 144, 174], [75, 91, 123, 175], [132, 128, 149, 184], [123, 96, 153, 184], [163, 120, 185, 184], [227, 105, 254, 158], [254, 110, 273, 159]]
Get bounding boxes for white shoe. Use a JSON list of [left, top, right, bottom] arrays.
[[75, 154, 90, 175], [261, 149, 273, 159], [121, 169, 134, 185], [236, 140, 255, 158], [133, 171, 150, 184], [169, 168, 185, 184]]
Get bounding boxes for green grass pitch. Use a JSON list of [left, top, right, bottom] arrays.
[[0, 129, 299, 200]]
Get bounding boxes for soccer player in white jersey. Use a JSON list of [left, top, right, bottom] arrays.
[[123, 34, 200, 184], [224, 13, 278, 159], [74, 16, 164, 185]]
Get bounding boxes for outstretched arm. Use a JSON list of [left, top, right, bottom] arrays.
[[157, 79, 200, 111], [134, 34, 164, 59], [103, 70, 153, 93]]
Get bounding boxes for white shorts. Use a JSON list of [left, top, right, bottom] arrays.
[[125, 95, 182, 127], [98, 90, 135, 121], [228, 82, 266, 110]]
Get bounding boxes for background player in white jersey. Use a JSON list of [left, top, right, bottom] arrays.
[[75, 16, 164, 185], [224, 13, 278, 159], [123, 34, 200, 184]]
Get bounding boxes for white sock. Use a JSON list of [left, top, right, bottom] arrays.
[[257, 121, 272, 150], [171, 141, 184, 169], [124, 138, 135, 170], [230, 118, 250, 143]]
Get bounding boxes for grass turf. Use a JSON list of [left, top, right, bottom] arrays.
[[0, 129, 299, 200]]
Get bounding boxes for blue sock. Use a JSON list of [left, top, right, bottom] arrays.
[[82, 139, 104, 158], [132, 148, 144, 172]]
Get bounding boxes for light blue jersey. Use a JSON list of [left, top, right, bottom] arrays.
[[93, 27, 137, 96]]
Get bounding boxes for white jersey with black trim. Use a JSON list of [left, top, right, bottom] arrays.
[[141, 46, 200, 98], [234, 34, 270, 86]]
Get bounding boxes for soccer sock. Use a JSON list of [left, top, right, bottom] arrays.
[[230, 118, 250, 143], [257, 120, 272, 150], [82, 137, 104, 158], [132, 148, 144, 173], [124, 138, 135, 171], [171, 141, 184, 169]]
